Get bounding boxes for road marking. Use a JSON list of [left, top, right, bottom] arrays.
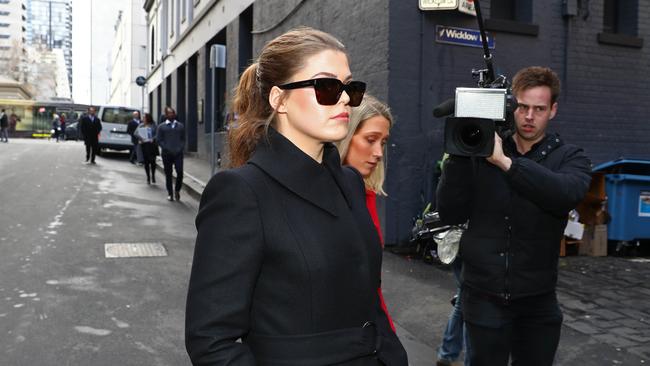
[[74, 326, 112, 336]]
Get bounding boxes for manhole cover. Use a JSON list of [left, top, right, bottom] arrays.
[[104, 243, 167, 258]]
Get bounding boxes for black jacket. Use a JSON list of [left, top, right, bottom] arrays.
[[127, 119, 140, 144], [185, 128, 407, 366], [156, 120, 185, 155], [436, 133, 591, 300], [79, 114, 102, 143]]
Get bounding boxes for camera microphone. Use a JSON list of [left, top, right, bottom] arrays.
[[433, 98, 455, 118]]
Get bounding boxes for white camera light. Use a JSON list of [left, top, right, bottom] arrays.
[[455, 87, 508, 121]]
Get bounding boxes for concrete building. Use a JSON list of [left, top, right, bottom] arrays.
[[108, 1, 148, 110], [144, 0, 650, 245], [25, 0, 72, 91], [0, 0, 27, 81], [24, 46, 70, 99]]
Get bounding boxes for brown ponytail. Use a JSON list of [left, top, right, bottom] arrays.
[[227, 26, 347, 168], [228, 63, 271, 168]]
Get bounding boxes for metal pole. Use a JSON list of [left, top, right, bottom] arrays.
[[141, 86, 144, 113], [210, 66, 215, 176], [89, 0, 93, 104], [48, 1, 52, 49]]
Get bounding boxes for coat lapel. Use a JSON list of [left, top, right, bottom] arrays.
[[248, 128, 354, 217]]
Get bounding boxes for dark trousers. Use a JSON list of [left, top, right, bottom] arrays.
[[162, 152, 183, 195], [129, 146, 137, 162], [462, 290, 562, 366], [85, 140, 99, 162], [144, 161, 156, 182]]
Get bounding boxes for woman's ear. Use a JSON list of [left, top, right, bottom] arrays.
[[269, 86, 287, 114]]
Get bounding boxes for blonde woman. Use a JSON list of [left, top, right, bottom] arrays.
[[337, 95, 395, 332]]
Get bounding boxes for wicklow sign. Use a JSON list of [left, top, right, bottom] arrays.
[[435, 25, 495, 49]]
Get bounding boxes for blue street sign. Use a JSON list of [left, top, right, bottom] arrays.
[[435, 25, 495, 49]]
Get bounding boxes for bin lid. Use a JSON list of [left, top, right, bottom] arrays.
[[593, 158, 650, 175]]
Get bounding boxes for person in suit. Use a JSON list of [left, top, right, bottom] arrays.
[[135, 113, 158, 184], [185, 27, 408, 366], [156, 106, 185, 201], [336, 94, 396, 333], [0, 109, 9, 142], [79, 106, 102, 164], [127, 111, 141, 164]]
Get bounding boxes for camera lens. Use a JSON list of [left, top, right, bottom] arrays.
[[460, 124, 483, 147]]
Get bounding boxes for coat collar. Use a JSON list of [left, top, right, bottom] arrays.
[[248, 127, 354, 216]]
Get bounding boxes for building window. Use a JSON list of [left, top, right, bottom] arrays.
[[181, 0, 186, 22], [0, 34, 10, 39], [485, 0, 538, 36], [603, 0, 637, 36], [0, 23, 9, 27], [599, 0, 642, 48], [0, 11, 10, 16]]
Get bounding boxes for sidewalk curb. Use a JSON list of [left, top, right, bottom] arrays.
[[155, 158, 206, 202]]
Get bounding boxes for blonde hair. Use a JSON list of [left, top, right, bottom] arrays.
[[337, 95, 393, 196], [228, 27, 347, 168]]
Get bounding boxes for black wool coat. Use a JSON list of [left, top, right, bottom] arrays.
[[437, 133, 591, 301], [79, 114, 102, 144], [185, 128, 407, 366]]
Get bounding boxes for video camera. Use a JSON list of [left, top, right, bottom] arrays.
[[433, 0, 517, 157]]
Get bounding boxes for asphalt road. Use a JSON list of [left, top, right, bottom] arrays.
[[0, 139, 196, 365]]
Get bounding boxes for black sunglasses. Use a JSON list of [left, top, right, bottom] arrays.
[[278, 78, 367, 107]]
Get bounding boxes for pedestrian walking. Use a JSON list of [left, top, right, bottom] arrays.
[[337, 94, 396, 333], [156, 106, 185, 201], [51, 114, 61, 142], [59, 114, 66, 141], [185, 27, 408, 366], [135, 113, 158, 184], [0, 108, 9, 142], [8, 110, 19, 137], [437, 66, 591, 366], [127, 111, 141, 164], [79, 106, 102, 164]]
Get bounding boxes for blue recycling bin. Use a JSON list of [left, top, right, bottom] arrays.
[[593, 159, 650, 242]]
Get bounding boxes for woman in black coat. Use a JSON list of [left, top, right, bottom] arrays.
[[185, 27, 407, 366]]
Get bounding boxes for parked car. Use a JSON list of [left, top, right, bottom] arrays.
[[64, 121, 82, 140], [97, 105, 140, 152]]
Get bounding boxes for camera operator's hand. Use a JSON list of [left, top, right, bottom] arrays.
[[487, 133, 512, 172]]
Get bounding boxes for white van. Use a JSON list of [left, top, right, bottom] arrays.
[[96, 105, 140, 152]]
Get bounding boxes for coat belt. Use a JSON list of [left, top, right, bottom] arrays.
[[246, 321, 382, 365]]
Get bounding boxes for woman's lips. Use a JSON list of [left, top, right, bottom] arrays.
[[332, 112, 349, 120]]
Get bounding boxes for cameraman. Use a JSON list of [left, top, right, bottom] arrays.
[[436, 66, 591, 366]]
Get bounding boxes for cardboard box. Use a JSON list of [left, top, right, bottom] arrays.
[[579, 224, 608, 256]]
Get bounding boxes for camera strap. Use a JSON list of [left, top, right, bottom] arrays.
[[529, 134, 563, 163]]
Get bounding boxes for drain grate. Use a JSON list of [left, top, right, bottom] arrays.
[[104, 243, 168, 258]]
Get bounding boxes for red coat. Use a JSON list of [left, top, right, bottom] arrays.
[[365, 189, 397, 333]]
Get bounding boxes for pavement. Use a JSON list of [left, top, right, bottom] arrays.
[[166, 152, 650, 366]]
